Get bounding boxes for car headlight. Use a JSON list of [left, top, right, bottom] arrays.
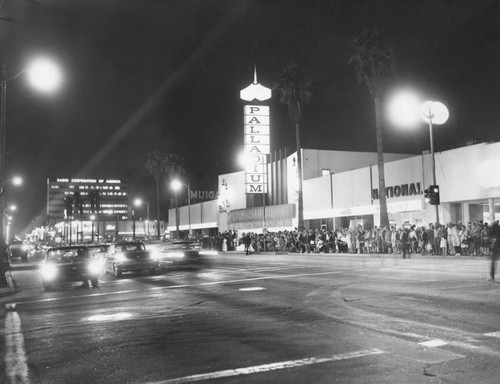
[[115, 253, 127, 263], [40, 263, 58, 280], [167, 251, 185, 259], [88, 260, 103, 274]]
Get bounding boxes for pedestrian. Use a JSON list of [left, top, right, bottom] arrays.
[[401, 227, 409, 259], [489, 221, 500, 281], [242, 233, 252, 255]]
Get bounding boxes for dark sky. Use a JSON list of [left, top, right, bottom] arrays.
[[0, 0, 499, 235]]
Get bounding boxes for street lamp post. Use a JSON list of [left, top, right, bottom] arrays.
[[132, 209, 136, 240], [170, 179, 191, 238], [388, 92, 449, 226], [134, 198, 150, 238], [0, 58, 62, 260], [90, 214, 96, 242], [420, 101, 449, 225]]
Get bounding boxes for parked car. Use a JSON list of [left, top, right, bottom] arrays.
[[39, 245, 105, 290], [155, 240, 217, 268], [104, 241, 158, 277]]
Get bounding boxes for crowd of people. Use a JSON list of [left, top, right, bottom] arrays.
[[196, 220, 500, 259]]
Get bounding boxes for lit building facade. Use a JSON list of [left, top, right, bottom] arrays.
[[168, 142, 500, 235], [47, 177, 129, 223]]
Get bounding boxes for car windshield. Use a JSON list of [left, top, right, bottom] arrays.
[[88, 245, 110, 257], [47, 248, 88, 261], [165, 242, 196, 250], [118, 243, 145, 252]]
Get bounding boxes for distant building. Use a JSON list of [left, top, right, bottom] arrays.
[[46, 177, 129, 224]]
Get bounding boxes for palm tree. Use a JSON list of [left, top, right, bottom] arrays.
[[146, 151, 168, 239], [274, 63, 313, 231], [349, 27, 395, 228]]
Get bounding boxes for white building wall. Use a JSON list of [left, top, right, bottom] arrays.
[[332, 167, 372, 210], [302, 149, 412, 180], [303, 175, 332, 220]]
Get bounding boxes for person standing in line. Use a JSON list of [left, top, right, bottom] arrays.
[[434, 223, 442, 255], [481, 223, 491, 257], [243, 233, 252, 255], [426, 224, 435, 255], [471, 221, 481, 256], [401, 227, 410, 259], [488, 221, 500, 281], [440, 224, 448, 256]]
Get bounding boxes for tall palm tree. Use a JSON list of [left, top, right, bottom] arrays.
[[349, 27, 395, 228], [146, 152, 185, 239], [146, 151, 168, 239], [274, 63, 313, 231]]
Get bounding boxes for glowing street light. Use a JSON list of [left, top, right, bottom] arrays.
[[170, 179, 191, 237], [26, 58, 63, 94]]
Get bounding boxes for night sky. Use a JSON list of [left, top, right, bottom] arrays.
[[0, 0, 499, 235]]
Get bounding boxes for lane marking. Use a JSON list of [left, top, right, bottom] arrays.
[[238, 287, 266, 292], [3, 311, 30, 384], [10, 270, 342, 306], [145, 349, 384, 384], [484, 331, 500, 338], [419, 339, 449, 348]]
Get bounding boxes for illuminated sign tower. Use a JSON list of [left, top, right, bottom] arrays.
[[240, 68, 272, 194]]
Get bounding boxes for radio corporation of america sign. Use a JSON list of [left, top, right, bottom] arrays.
[[244, 105, 269, 193]]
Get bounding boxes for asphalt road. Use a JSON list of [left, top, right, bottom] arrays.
[[1, 252, 500, 384]]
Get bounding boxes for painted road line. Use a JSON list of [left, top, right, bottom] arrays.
[[146, 349, 384, 384], [419, 339, 449, 348], [484, 331, 500, 338], [238, 287, 266, 292], [3, 310, 30, 384], [10, 270, 342, 306]]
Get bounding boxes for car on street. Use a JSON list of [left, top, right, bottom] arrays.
[[39, 245, 105, 290], [155, 240, 217, 268], [104, 241, 158, 277], [28, 243, 50, 263], [9, 240, 29, 262]]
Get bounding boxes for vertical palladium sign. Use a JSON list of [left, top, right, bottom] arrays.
[[240, 68, 272, 194], [244, 105, 269, 193]]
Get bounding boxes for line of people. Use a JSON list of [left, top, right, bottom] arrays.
[[235, 220, 498, 257]]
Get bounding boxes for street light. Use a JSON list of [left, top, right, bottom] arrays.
[[90, 214, 96, 242], [420, 101, 449, 224], [0, 57, 62, 253], [170, 179, 191, 238], [388, 91, 449, 224], [134, 198, 150, 238]]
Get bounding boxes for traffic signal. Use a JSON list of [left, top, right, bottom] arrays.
[[429, 185, 440, 205], [424, 187, 431, 204], [424, 185, 440, 205]]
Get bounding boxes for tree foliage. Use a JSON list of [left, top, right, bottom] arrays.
[[348, 27, 395, 97], [274, 63, 313, 125]]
